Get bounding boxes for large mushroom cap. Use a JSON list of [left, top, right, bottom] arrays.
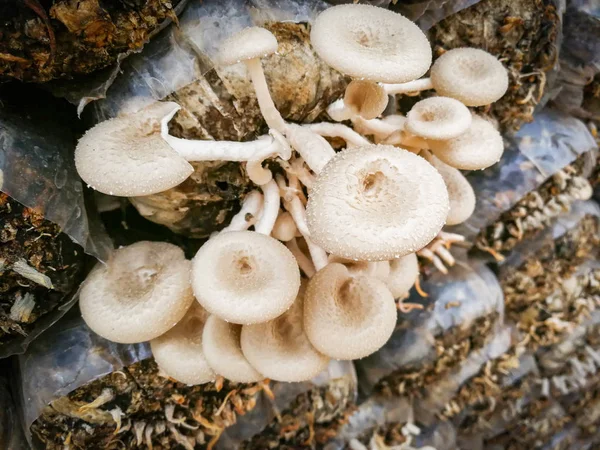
[[80, 241, 194, 344], [310, 4, 432, 83], [217, 27, 278, 66], [191, 231, 300, 324], [75, 102, 193, 197], [386, 253, 419, 299], [405, 97, 472, 140], [241, 285, 329, 382], [151, 303, 215, 386], [429, 115, 504, 170], [306, 145, 449, 261], [344, 80, 389, 120], [430, 48, 509, 107], [202, 315, 263, 383], [304, 263, 397, 360]]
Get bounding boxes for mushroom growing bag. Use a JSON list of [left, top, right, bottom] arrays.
[[18, 313, 356, 449], [0, 370, 27, 450]]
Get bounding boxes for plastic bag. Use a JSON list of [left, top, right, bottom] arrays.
[[0, 370, 28, 450], [391, 0, 483, 30], [18, 312, 356, 449]]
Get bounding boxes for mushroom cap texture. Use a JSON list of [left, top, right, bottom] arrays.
[[191, 231, 301, 324], [405, 97, 472, 140], [75, 102, 193, 197], [429, 115, 504, 170], [344, 80, 389, 120], [151, 303, 215, 385], [386, 253, 419, 298], [430, 48, 509, 107], [241, 286, 329, 382], [304, 263, 397, 360], [80, 241, 194, 344], [426, 154, 476, 225], [306, 145, 450, 261], [202, 315, 264, 383], [310, 4, 432, 83], [218, 27, 278, 66]]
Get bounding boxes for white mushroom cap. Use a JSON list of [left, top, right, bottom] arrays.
[[310, 4, 432, 83], [428, 115, 504, 170], [191, 231, 300, 324], [75, 102, 193, 197], [304, 263, 397, 360], [80, 241, 194, 344], [344, 80, 389, 120], [306, 145, 449, 261], [217, 27, 278, 66], [386, 253, 419, 299], [241, 285, 329, 382], [150, 303, 215, 385], [202, 315, 264, 383], [430, 48, 509, 106], [425, 153, 476, 225], [405, 97, 472, 140], [328, 255, 381, 278]]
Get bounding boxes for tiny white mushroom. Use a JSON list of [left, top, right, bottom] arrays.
[[405, 97, 472, 140], [151, 303, 215, 386], [191, 231, 300, 324], [327, 80, 389, 121], [304, 263, 397, 360], [80, 241, 194, 344]]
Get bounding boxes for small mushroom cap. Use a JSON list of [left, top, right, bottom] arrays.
[[75, 102, 193, 197], [151, 303, 215, 385], [386, 253, 419, 298], [304, 263, 397, 360], [428, 115, 504, 170], [272, 211, 297, 242], [80, 241, 194, 344], [310, 5, 432, 83], [191, 231, 301, 324], [306, 145, 449, 261], [344, 80, 389, 120], [202, 315, 264, 383], [405, 97, 472, 140], [430, 48, 508, 106], [241, 285, 329, 382], [425, 153, 476, 225], [218, 27, 278, 66]]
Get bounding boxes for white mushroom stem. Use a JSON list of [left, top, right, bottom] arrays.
[[285, 238, 316, 278], [254, 179, 280, 235], [284, 196, 328, 271], [417, 248, 448, 274], [246, 139, 290, 185], [221, 191, 263, 232], [304, 123, 371, 147], [352, 116, 401, 141], [384, 78, 433, 95], [284, 124, 336, 174], [245, 58, 287, 133], [289, 158, 315, 190], [381, 130, 430, 150], [275, 173, 306, 204], [326, 98, 354, 122]]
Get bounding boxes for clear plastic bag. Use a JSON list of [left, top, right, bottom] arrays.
[[391, 0, 483, 30]]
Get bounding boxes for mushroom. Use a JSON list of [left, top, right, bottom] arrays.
[[241, 285, 329, 382], [191, 231, 300, 324], [217, 27, 286, 133], [150, 303, 215, 386], [304, 122, 371, 148], [285, 123, 336, 174], [254, 179, 280, 235], [304, 263, 397, 360], [202, 315, 264, 383], [405, 97, 472, 141], [306, 144, 449, 261], [428, 115, 504, 170], [80, 241, 194, 344], [385, 253, 419, 299], [272, 211, 298, 242], [430, 48, 509, 106], [327, 80, 389, 121], [424, 152, 476, 226], [384, 78, 434, 95], [220, 191, 263, 233]]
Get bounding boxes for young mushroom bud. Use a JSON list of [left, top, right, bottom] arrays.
[[304, 263, 397, 360], [385, 253, 419, 299], [328, 80, 389, 121], [150, 303, 215, 386], [428, 115, 504, 170], [272, 211, 298, 242], [405, 97, 472, 140], [430, 48, 509, 106], [306, 145, 449, 261], [80, 241, 194, 344], [191, 231, 300, 324], [202, 315, 263, 383], [241, 285, 329, 382]]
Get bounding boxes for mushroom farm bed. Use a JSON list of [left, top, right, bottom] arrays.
[[0, 0, 599, 449]]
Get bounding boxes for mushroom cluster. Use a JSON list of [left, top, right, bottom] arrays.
[[76, 4, 509, 385]]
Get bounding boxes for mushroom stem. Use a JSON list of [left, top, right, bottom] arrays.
[[284, 124, 336, 174], [383, 78, 433, 95], [221, 191, 263, 233], [283, 158, 315, 190], [254, 179, 280, 235], [246, 138, 290, 185], [326, 98, 354, 122], [304, 123, 371, 147], [381, 130, 430, 150], [272, 211, 298, 242], [284, 196, 328, 271], [352, 116, 401, 141], [245, 58, 287, 133], [286, 238, 316, 278]]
